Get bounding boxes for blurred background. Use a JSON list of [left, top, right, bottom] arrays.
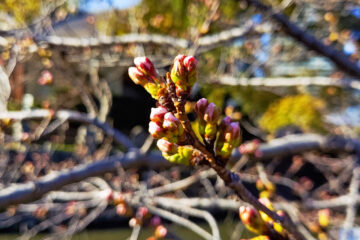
[[0, 0, 360, 239]]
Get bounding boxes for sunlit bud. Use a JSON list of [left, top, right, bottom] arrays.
[[134, 57, 156, 76], [239, 206, 268, 235], [273, 210, 285, 235], [150, 106, 168, 122], [318, 209, 331, 228], [38, 70, 53, 85], [164, 145, 193, 166], [116, 203, 127, 215], [157, 139, 177, 154], [216, 117, 241, 159], [172, 54, 187, 77], [128, 67, 148, 85], [129, 217, 140, 227], [184, 56, 198, 72], [155, 225, 168, 238], [149, 121, 165, 139], [204, 103, 220, 123], [163, 112, 180, 130], [195, 98, 209, 120], [258, 198, 274, 223], [170, 54, 197, 92]]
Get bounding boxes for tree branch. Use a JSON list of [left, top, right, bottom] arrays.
[[242, 0, 360, 78]]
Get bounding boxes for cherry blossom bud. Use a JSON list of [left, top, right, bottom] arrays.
[[157, 139, 177, 154], [215, 117, 241, 159], [318, 209, 331, 228], [129, 217, 140, 227], [38, 70, 53, 85], [239, 206, 268, 235], [204, 103, 220, 123], [258, 197, 274, 224], [170, 54, 197, 92], [163, 112, 180, 130], [155, 225, 168, 238], [116, 203, 127, 215], [150, 106, 168, 122], [184, 56, 198, 72], [195, 98, 209, 120], [128, 67, 148, 85], [149, 121, 165, 139], [134, 57, 156, 77]]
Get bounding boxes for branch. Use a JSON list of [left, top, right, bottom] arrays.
[[0, 151, 167, 210], [0, 109, 136, 149], [233, 134, 360, 160], [242, 0, 360, 78], [208, 75, 360, 91], [34, 23, 253, 53]]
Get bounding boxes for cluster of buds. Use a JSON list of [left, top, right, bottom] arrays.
[[157, 139, 194, 166], [149, 106, 185, 143], [239, 198, 288, 239], [256, 179, 276, 199], [195, 98, 220, 143], [128, 57, 166, 100], [215, 116, 241, 159], [170, 55, 198, 96]]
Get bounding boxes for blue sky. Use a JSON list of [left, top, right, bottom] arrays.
[[80, 0, 141, 13]]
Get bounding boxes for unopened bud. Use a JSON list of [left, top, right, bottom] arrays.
[[318, 209, 330, 228], [155, 225, 167, 238], [239, 206, 268, 235], [157, 139, 177, 154], [149, 121, 165, 139], [195, 98, 209, 121], [184, 56, 198, 72], [150, 106, 168, 122], [134, 57, 156, 76], [170, 54, 197, 92], [128, 67, 148, 85], [163, 112, 180, 130], [204, 103, 220, 123]]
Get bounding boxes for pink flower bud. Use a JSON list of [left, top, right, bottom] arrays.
[[150, 106, 168, 122], [204, 103, 220, 123], [184, 56, 197, 72], [134, 57, 156, 76], [157, 139, 177, 154], [163, 112, 180, 130], [172, 54, 187, 76], [195, 98, 209, 119], [128, 67, 148, 85], [149, 121, 164, 138], [155, 225, 167, 238]]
